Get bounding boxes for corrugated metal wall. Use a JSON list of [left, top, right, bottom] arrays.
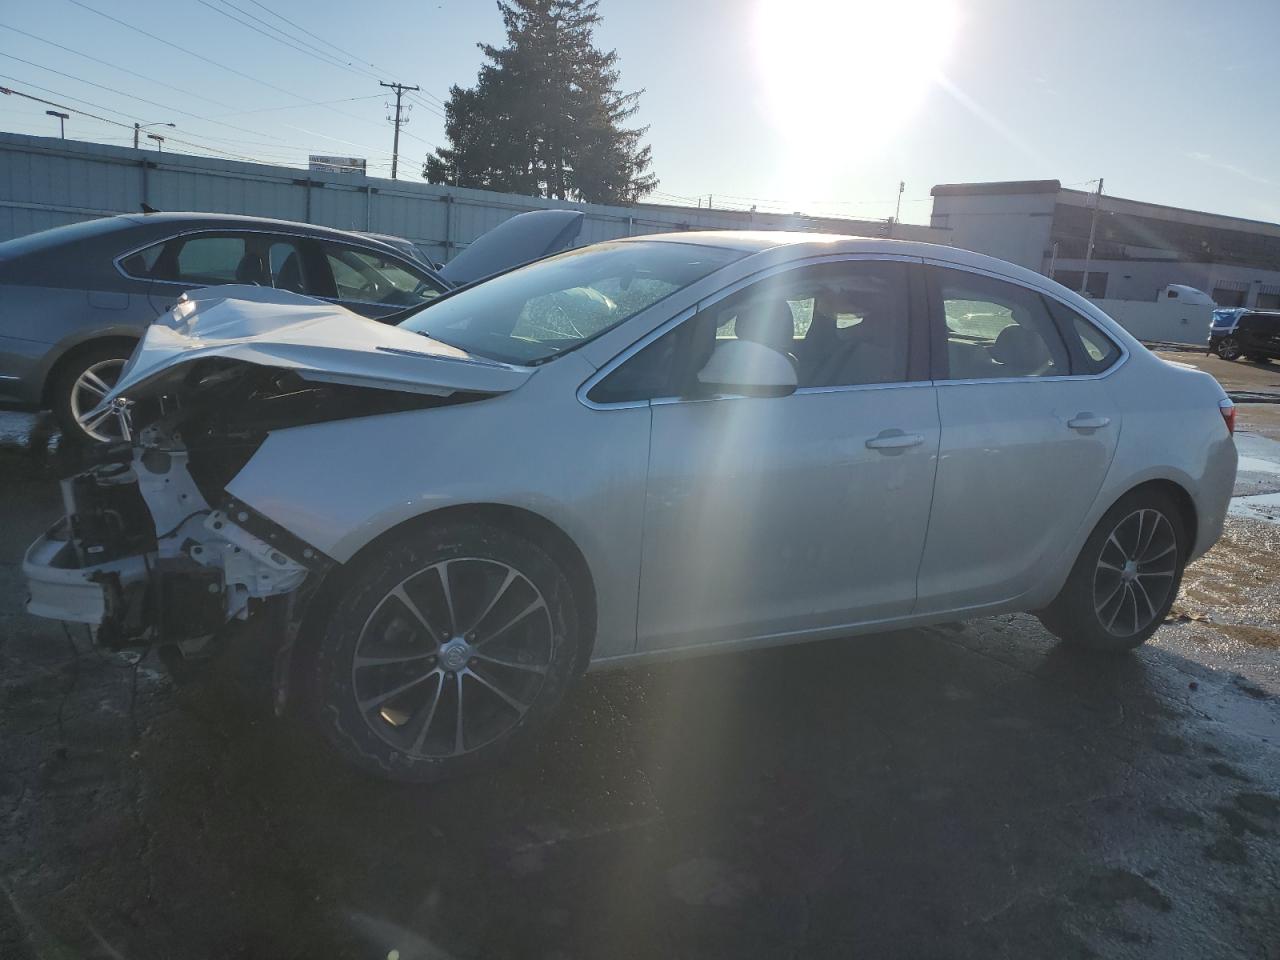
[[0, 132, 949, 259]]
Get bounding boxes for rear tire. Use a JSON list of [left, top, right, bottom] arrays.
[[50, 342, 133, 444], [308, 520, 585, 783], [1038, 489, 1187, 653], [1215, 336, 1242, 361]]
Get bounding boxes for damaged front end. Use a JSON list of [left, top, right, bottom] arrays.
[[23, 288, 522, 699], [22, 368, 343, 670]]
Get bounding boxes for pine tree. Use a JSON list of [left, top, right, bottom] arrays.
[[423, 0, 658, 204]]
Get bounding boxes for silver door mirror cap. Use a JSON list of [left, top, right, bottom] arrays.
[[696, 339, 798, 398]]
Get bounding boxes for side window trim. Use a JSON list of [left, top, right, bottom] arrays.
[[578, 253, 926, 410], [113, 228, 428, 289], [922, 260, 1128, 383]]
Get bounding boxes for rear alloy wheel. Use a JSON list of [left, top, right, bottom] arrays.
[[310, 521, 584, 782], [50, 344, 132, 443], [1215, 336, 1242, 361], [1039, 491, 1186, 652]]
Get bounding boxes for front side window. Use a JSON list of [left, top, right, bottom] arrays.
[[400, 241, 745, 365], [322, 243, 445, 307], [588, 259, 913, 403], [937, 269, 1070, 379], [701, 260, 911, 388]]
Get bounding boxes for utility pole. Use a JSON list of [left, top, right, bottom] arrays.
[[46, 110, 68, 138], [380, 81, 419, 180], [1080, 177, 1104, 296], [894, 180, 904, 224]]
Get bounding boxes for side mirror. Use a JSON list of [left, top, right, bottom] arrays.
[[695, 338, 797, 398]]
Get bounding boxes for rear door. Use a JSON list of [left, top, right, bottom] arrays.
[[913, 264, 1124, 614]]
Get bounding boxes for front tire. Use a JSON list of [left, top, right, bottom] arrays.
[[309, 520, 584, 783], [1215, 336, 1242, 361], [1039, 490, 1187, 653]]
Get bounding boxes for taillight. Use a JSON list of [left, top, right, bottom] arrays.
[[1219, 397, 1236, 435]]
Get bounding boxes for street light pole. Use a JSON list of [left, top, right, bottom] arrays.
[[45, 110, 68, 139], [147, 133, 165, 153], [135, 121, 175, 150]]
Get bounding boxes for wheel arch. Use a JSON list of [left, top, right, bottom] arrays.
[[40, 333, 139, 407], [284, 502, 599, 712], [1110, 477, 1199, 555]]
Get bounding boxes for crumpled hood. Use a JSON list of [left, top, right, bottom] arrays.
[[98, 286, 532, 410]]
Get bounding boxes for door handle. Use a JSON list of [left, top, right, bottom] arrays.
[[865, 431, 925, 451], [1067, 413, 1111, 431]]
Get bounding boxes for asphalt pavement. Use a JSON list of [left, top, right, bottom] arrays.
[[0, 409, 1277, 960]]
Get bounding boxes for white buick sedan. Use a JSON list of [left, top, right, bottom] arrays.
[[24, 232, 1238, 781]]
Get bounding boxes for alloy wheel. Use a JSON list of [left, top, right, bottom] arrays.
[[69, 358, 126, 441], [351, 557, 554, 758], [1217, 337, 1241, 360], [1092, 509, 1178, 637]]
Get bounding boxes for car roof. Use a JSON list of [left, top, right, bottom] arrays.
[[628, 230, 1058, 286], [116, 211, 403, 246]]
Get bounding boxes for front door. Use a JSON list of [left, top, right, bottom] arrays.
[[631, 258, 941, 651], [912, 265, 1123, 613]]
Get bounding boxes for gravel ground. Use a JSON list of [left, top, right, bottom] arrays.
[[0, 409, 1277, 960]]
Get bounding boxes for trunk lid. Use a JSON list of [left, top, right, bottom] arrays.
[[437, 209, 584, 287]]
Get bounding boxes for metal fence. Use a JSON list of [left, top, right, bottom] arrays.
[[0, 132, 949, 260]]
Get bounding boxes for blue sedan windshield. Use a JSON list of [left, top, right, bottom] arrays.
[[398, 241, 744, 365]]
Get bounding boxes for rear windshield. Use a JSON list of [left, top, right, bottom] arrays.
[[398, 241, 745, 365]]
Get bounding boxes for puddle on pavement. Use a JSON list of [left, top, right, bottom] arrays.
[[1230, 432, 1280, 524], [1176, 514, 1280, 649]]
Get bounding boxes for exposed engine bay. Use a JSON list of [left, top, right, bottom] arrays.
[[23, 356, 476, 671]]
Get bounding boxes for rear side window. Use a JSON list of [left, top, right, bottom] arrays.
[[1044, 298, 1122, 373], [935, 269, 1070, 379], [120, 232, 313, 291], [174, 236, 246, 282]]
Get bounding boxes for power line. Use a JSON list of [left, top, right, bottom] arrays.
[[196, 0, 380, 80], [0, 50, 307, 147], [64, 0, 419, 144], [237, 0, 450, 107], [0, 22, 238, 114], [0, 80, 262, 161], [195, 0, 446, 136]]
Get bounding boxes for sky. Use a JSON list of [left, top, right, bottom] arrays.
[[0, 0, 1277, 226]]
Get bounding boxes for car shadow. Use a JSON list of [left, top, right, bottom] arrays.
[[121, 619, 1277, 959]]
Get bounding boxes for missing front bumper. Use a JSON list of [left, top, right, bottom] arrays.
[[23, 449, 325, 651]]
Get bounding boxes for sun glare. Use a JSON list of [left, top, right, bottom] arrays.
[[753, 0, 958, 198]]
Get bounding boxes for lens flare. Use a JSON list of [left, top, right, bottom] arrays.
[[753, 0, 959, 196]]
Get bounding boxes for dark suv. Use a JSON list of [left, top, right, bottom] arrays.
[[1209, 308, 1280, 362]]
